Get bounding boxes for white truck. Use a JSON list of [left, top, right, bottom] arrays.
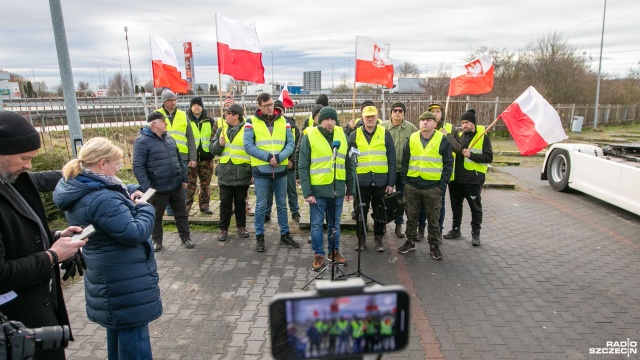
[[541, 143, 640, 216]]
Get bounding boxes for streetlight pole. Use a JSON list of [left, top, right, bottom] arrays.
[[91, 61, 104, 89], [593, 0, 607, 129], [124, 26, 135, 93]]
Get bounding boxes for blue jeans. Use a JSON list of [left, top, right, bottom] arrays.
[[254, 175, 289, 236], [266, 169, 299, 216], [310, 197, 343, 256], [166, 160, 188, 215], [106, 324, 152, 360]]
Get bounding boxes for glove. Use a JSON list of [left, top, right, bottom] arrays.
[[61, 250, 86, 281]]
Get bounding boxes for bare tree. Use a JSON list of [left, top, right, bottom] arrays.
[[107, 73, 132, 96], [420, 64, 450, 99], [33, 81, 48, 96], [77, 81, 93, 96], [397, 61, 421, 77]]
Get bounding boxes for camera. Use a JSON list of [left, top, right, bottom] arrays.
[[270, 278, 410, 359], [0, 312, 70, 360]]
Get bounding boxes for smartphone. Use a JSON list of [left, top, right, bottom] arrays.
[[71, 225, 95, 242], [269, 284, 410, 360], [138, 188, 156, 203]]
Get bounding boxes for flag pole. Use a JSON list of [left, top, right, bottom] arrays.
[[443, 95, 451, 129], [468, 116, 501, 149], [351, 82, 357, 122], [218, 73, 224, 119]]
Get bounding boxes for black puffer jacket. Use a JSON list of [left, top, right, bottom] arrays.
[[133, 127, 187, 192]]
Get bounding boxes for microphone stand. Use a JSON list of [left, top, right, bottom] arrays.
[[302, 141, 348, 290], [338, 150, 383, 285]]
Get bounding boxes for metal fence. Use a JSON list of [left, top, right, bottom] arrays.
[[2, 94, 638, 161]]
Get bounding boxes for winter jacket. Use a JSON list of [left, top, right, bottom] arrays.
[[210, 120, 253, 187], [382, 119, 418, 173], [347, 126, 397, 188], [447, 128, 493, 185], [186, 108, 215, 161], [132, 126, 187, 192], [243, 108, 295, 178], [0, 172, 73, 359], [53, 172, 161, 329]]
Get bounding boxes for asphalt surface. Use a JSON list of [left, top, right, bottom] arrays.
[[62, 166, 640, 359]]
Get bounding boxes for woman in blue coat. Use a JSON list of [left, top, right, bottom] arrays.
[[53, 137, 161, 360]]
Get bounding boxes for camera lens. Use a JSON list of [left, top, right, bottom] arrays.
[[34, 325, 70, 350]]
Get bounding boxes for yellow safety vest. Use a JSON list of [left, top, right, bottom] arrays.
[[307, 114, 314, 128], [190, 120, 212, 153], [307, 127, 347, 185], [407, 131, 444, 181], [380, 319, 393, 336], [220, 124, 251, 165], [351, 320, 364, 338], [461, 125, 488, 174], [157, 108, 188, 154], [216, 117, 225, 131], [441, 123, 453, 134], [441, 123, 454, 180], [249, 116, 288, 167], [355, 125, 388, 174]]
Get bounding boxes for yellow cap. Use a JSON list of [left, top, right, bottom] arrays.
[[362, 106, 378, 117]]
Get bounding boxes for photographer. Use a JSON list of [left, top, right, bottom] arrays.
[[0, 111, 86, 359]]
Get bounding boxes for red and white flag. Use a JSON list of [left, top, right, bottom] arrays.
[[448, 54, 494, 97], [150, 35, 188, 93], [355, 36, 394, 88], [500, 86, 568, 156], [278, 83, 294, 108], [216, 14, 265, 84]]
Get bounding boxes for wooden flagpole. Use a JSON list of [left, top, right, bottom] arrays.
[[468, 116, 501, 149], [218, 73, 224, 120], [443, 95, 451, 130]]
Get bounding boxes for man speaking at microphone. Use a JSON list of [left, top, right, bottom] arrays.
[[298, 107, 355, 271], [348, 105, 396, 252]]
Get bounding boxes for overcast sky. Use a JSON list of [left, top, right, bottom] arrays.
[[1, 0, 638, 92]]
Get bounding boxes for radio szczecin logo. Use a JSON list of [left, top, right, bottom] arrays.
[[590, 339, 637, 356]]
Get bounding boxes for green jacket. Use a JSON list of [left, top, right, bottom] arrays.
[[382, 119, 417, 173], [298, 126, 355, 198]]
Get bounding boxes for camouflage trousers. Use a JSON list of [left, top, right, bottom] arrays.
[[186, 160, 214, 210], [404, 184, 442, 245]]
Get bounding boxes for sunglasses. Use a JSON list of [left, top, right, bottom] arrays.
[[392, 109, 404, 113]]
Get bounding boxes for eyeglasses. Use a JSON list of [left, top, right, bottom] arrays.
[[260, 103, 274, 108], [392, 109, 404, 113]]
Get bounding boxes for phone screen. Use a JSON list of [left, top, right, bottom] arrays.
[[271, 290, 409, 359]]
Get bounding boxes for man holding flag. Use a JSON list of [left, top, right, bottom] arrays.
[[443, 109, 493, 246]]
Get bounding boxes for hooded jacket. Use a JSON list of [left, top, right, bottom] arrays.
[[53, 172, 161, 329]]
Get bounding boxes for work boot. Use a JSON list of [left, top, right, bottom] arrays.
[[397, 241, 415, 254], [416, 226, 425, 242], [153, 241, 163, 252], [394, 224, 405, 238], [354, 234, 366, 251], [430, 244, 443, 260], [312, 254, 325, 271], [374, 235, 384, 252], [236, 227, 250, 238], [280, 232, 300, 248], [200, 208, 213, 215], [181, 237, 195, 249], [256, 234, 266, 252], [443, 227, 461, 239], [217, 230, 228, 242], [472, 231, 481, 246], [327, 250, 347, 265]]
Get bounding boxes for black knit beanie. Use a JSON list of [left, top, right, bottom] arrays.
[[390, 102, 406, 113], [190, 96, 204, 108], [460, 109, 477, 124], [311, 104, 324, 118], [360, 100, 375, 110], [315, 94, 329, 106], [0, 111, 41, 155]]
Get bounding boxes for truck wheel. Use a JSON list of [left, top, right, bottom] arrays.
[[547, 149, 571, 192]]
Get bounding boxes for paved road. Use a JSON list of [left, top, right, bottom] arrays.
[[63, 166, 640, 359]]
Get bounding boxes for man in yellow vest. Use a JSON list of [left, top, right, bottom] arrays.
[[244, 93, 299, 252], [426, 102, 453, 241], [344, 100, 376, 136], [156, 89, 196, 216], [348, 105, 396, 252], [210, 104, 252, 241], [443, 109, 493, 246], [397, 111, 453, 259], [382, 101, 417, 239], [299, 106, 354, 270], [185, 97, 215, 214]]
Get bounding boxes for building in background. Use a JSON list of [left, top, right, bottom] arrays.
[[303, 71, 321, 94], [0, 71, 20, 99]]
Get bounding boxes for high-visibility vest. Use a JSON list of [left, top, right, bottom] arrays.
[[302, 125, 314, 136], [307, 127, 347, 185], [220, 123, 251, 165], [351, 320, 364, 338], [157, 108, 188, 154], [337, 320, 349, 334], [315, 320, 326, 333], [190, 119, 212, 153], [441, 123, 453, 134], [365, 320, 378, 335], [460, 125, 488, 173], [307, 114, 314, 128], [249, 116, 288, 167], [441, 122, 454, 180], [380, 319, 393, 335], [355, 125, 388, 174], [216, 117, 225, 130], [407, 131, 444, 181]]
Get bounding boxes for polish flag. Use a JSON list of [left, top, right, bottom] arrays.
[[278, 83, 294, 108], [355, 36, 394, 88], [150, 35, 188, 94], [448, 54, 494, 97], [500, 86, 568, 156], [216, 14, 265, 84]]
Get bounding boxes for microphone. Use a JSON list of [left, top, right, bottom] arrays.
[[331, 140, 340, 162]]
